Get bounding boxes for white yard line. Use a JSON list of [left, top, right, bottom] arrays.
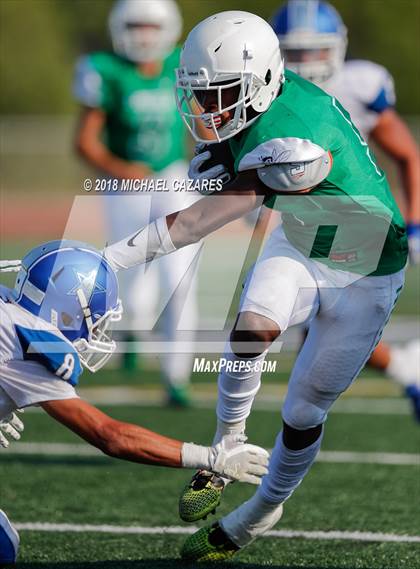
[[3, 442, 419, 465], [22, 391, 412, 415], [12, 522, 420, 543], [4, 442, 102, 457], [317, 451, 419, 465], [73, 382, 410, 414]]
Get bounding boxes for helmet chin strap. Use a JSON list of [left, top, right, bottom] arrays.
[[73, 287, 115, 372], [76, 288, 94, 333]]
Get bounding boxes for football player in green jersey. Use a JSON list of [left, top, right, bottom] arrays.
[[272, 0, 420, 421], [73, 0, 200, 406], [103, 11, 408, 561]]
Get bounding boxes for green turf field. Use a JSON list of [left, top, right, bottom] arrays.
[[3, 399, 420, 568]]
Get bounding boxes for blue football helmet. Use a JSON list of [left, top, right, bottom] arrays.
[[11, 240, 122, 372], [271, 0, 347, 84]]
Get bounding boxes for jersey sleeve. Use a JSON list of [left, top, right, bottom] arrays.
[[14, 325, 82, 387], [348, 60, 396, 114], [0, 300, 15, 364], [73, 54, 114, 111], [0, 360, 78, 410]]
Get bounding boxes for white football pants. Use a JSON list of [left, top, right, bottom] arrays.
[[239, 225, 404, 426], [217, 224, 404, 498]]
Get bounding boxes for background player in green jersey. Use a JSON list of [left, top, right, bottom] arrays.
[[102, 11, 408, 562], [73, 0, 200, 407]]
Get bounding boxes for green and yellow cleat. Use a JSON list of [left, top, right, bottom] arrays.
[[179, 470, 226, 522], [181, 522, 240, 562]]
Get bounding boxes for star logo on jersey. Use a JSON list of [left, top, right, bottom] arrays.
[[67, 270, 105, 299]]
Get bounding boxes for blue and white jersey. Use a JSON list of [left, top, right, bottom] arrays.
[[325, 60, 396, 139], [0, 299, 81, 419]]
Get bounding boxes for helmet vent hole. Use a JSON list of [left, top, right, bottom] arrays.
[[61, 312, 73, 326], [234, 20, 244, 24], [52, 266, 65, 282], [214, 43, 222, 53], [265, 70, 272, 85]]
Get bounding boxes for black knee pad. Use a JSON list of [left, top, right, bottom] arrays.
[[282, 421, 323, 450], [230, 328, 269, 358]]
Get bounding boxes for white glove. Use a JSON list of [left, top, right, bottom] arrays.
[[182, 434, 269, 484], [0, 411, 24, 448], [188, 149, 226, 181], [210, 434, 270, 484], [0, 284, 15, 302]]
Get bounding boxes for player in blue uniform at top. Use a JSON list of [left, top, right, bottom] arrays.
[[271, 0, 420, 420], [0, 240, 268, 564]]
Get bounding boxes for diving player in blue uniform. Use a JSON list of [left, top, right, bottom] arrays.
[[0, 240, 268, 564]]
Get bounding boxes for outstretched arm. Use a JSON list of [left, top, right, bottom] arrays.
[[372, 109, 420, 263], [371, 109, 420, 224], [104, 170, 265, 271], [41, 398, 269, 483], [42, 398, 182, 466], [168, 171, 265, 244]]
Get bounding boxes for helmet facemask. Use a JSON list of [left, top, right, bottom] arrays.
[[72, 287, 123, 373], [176, 67, 273, 143]]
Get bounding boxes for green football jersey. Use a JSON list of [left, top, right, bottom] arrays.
[[73, 49, 187, 172], [229, 70, 408, 276]]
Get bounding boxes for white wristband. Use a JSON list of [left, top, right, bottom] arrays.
[[103, 216, 176, 271], [181, 442, 214, 470]]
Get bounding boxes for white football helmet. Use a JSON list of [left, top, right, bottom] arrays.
[[175, 11, 284, 143], [109, 0, 182, 63]]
